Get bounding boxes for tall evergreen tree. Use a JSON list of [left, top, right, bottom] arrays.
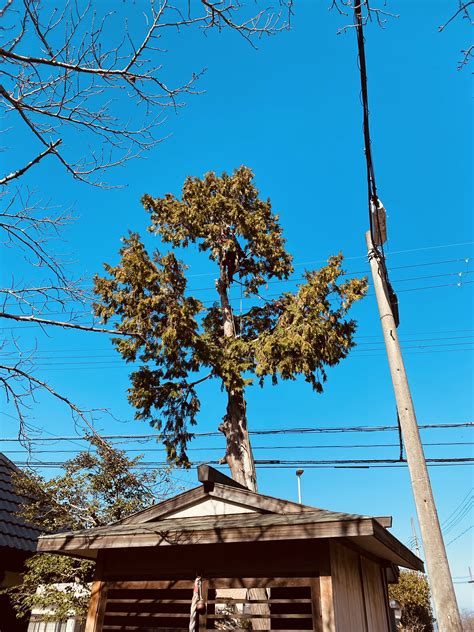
[[94, 167, 367, 490]]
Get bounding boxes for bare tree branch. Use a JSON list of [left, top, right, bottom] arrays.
[[0, 140, 61, 185], [0, 311, 139, 337], [438, 2, 473, 69], [331, 0, 399, 34], [0, 0, 287, 185], [458, 43, 474, 69], [0, 361, 110, 447], [0, 0, 288, 442], [439, 1, 474, 31]]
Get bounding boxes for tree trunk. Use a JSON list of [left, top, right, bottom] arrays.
[[219, 385, 257, 492], [216, 267, 268, 629], [215, 273, 258, 492]]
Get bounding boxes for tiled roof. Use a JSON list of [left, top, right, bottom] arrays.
[[0, 453, 42, 552]]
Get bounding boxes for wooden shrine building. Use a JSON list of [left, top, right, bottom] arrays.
[[37, 465, 423, 632]]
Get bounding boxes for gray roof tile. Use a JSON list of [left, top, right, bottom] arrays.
[[0, 453, 42, 552]]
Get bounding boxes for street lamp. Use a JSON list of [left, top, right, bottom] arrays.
[[296, 469, 304, 504]]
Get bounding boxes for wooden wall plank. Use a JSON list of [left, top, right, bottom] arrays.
[[108, 580, 194, 590], [360, 557, 390, 632], [330, 542, 367, 632]]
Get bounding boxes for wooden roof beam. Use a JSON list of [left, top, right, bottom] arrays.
[[197, 464, 249, 491]]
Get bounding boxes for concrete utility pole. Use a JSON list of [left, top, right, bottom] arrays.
[[366, 231, 462, 631]]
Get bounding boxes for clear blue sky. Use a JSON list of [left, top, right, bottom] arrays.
[[1, 0, 473, 612]]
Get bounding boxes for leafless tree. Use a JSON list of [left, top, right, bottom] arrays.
[[332, 0, 473, 69], [439, 1, 473, 70], [330, 0, 398, 34], [0, 0, 290, 441]]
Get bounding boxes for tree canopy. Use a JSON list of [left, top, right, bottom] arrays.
[[3, 438, 173, 621], [94, 167, 367, 487], [389, 570, 434, 632]]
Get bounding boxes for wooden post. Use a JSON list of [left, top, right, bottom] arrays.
[[84, 581, 108, 632], [318, 575, 335, 632], [85, 554, 108, 632], [366, 231, 462, 631], [314, 547, 335, 632]]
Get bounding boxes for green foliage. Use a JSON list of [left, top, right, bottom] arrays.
[[5, 554, 94, 622], [94, 236, 203, 465], [3, 437, 173, 621], [389, 570, 434, 632], [142, 166, 294, 293], [94, 167, 367, 465], [255, 256, 367, 392]]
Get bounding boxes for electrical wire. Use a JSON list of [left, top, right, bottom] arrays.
[[2, 334, 472, 359], [13, 459, 474, 471], [2, 441, 472, 455], [446, 525, 473, 547], [442, 488, 474, 526], [1, 421, 471, 443]]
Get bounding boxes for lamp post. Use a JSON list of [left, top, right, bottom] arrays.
[[296, 469, 304, 504]]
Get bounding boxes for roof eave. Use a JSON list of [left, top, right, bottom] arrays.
[[38, 517, 375, 554], [37, 517, 422, 572]]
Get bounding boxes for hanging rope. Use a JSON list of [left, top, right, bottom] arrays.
[[189, 576, 206, 632]]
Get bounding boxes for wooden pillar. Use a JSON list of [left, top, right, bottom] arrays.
[[85, 581, 108, 632], [318, 575, 336, 632], [312, 547, 336, 632], [85, 554, 108, 632]]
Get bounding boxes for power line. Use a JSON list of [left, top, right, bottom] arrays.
[[2, 441, 472, 455], [358, 335, 474, 345], [350, 348, 474, 358], [0, 340, 471, 369], [0, 327, 470, 355], [179, 244, 474, 278], [385, 242, 474, 256], [14, 457, 474, 470], [354, 328, 474, 339], [442, 489, 474, 527], [443, 503, 473, 537], [3, 276, 473, 318], [1, 334, 472, 360], [441, 489, 474, 537], [446, 525, 474, 547], [2, 257, 471, 304], [2, 256, 470, 318], [354, 342, 474, 353], [1, 421, 471, 443]]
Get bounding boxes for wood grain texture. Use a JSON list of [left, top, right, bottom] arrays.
[[360, 557, 390, 632], [330, 542, 367, 632], [85, 581, 107, 632], [310, 577, 323, 632], [38, 517, 375, 555], [318, 576, 335, 632]]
